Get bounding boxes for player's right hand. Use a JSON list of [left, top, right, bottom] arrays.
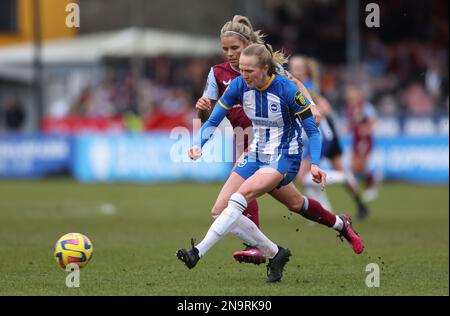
[[195, 97, 211, 111], [188, 146, 202, 161], [311, 164, 327, 191]]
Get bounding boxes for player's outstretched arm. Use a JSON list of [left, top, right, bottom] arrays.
[[190, 101, 229, 160], [299, 113, 326, 190]]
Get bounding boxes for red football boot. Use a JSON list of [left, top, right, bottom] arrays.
[[337, 214, 364, 254], [233, 244, 266, 265]]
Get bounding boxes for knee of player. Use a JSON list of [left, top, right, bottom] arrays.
[[287, 196, 305, 213], [235, 189, 253, 203], [211, 205, 223, 217]]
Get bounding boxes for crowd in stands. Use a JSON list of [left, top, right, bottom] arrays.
[[264, 0, 448, 116], [53, 57, 220, 130], [3, 0, 446, 132]]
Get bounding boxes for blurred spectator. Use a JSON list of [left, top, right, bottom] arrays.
[[425, 58, 446, 103], [90, 69, 117, 117], [377, 94, 399, 116], [1, 97, 26, 132], [401, 82, 435, 115], [69, 86, 95, 116]]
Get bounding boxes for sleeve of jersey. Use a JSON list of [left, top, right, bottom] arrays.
[[293, 91, 313, 120], [194, 80, 239, 148], [202, 67, 219, 100], [302, 116, 322, 165], [286, 81, 314, 120], [194, 104, 229, 148]]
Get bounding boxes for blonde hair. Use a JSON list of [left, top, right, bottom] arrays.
[[289, 54, 321, 92], [220, 15, 265, 44], [306, 57, 321, 93], [242, 43, 288, 75]]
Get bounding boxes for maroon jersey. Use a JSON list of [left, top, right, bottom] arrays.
[[346, 101, 376, 156], [205, 62, 252, 130]]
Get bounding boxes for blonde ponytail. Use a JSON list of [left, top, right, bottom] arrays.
[[220, 15, 265, 44], [243, 43, 288, 75]]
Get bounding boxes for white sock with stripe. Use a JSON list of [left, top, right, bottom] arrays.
[[230, 214, 279, 259], [196, 193, 247, 257]]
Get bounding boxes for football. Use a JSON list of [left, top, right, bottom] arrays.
[[54, 233, 93, 269]]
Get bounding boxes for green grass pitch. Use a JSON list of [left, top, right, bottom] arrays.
[[0, 180, 448, 295]]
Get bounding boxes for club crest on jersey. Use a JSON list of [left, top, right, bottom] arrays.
[[269, 103, 279, 113], [295, 91, 307, 106]]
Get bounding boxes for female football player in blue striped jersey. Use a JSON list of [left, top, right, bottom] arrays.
[[194, 15, 321, 265], [177, 44, 364, 283]]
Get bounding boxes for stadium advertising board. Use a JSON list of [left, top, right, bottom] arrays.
[[0, 135, 71, 178]]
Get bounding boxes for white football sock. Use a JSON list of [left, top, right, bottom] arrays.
[[195, 229, 221, 258], [305, 185, 333, 213], [324, 170, 346, 185], [197, 214, 257, 258], [332, 216, 344, 231], [344, 171, 359, 190], [230, 215, 279, 259], [228, 216, 258, 247], [195, 193, 247, 257]]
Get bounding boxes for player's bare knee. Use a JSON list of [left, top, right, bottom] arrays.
[[211, 204, 224, 217], [287, 196, 304, 212], [236, 189, 253, 203]]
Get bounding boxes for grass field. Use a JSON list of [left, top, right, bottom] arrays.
[[0, 180, 448, 296]]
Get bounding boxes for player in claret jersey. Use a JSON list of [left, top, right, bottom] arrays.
[[345, 85, 379, 204]]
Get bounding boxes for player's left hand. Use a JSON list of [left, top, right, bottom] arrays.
[[311, 164, 327, 191], [315, 95, 332, 116], [311, 104, 321, 126]]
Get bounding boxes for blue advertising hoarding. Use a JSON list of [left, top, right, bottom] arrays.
[[1, 133, 448, 184], [0, 135, 71, 178], [336, 136, 449, 184], [72, 132, 234, 183]]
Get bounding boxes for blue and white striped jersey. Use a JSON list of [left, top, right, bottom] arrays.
[[218, 74, 314, 155]]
